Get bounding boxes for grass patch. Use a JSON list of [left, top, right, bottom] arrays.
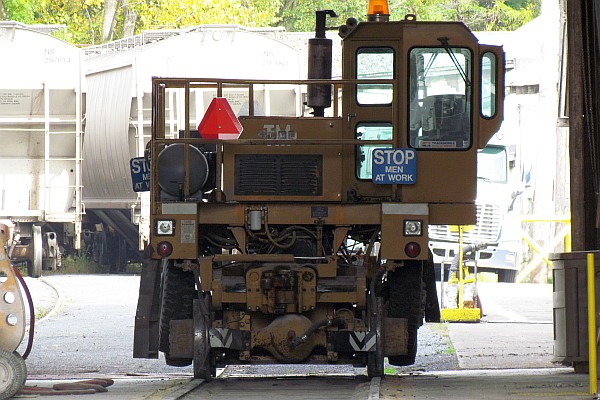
[[35, 307, 50, 320], [125, 263, 142, 274], [51, 255, 110, 275], [384, 366, 397, 375]]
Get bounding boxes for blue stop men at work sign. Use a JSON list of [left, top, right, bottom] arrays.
[[130, 157, 150, 192], [371, 148, 417, 184]]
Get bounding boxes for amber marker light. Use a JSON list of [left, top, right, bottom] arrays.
[[367, 0, 390, 22]]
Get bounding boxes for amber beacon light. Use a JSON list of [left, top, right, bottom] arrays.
[[367, 0, 390, 22]]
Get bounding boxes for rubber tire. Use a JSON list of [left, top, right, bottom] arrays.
[[386, 261, 424, 367], [0, 349, 27, 399], [158, 261, 195, 367], [498, 269, 517, 283]]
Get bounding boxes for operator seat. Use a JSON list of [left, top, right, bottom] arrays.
[[420, 94, 469, 148]]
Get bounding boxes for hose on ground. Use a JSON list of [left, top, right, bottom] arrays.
[[12, 266, 34, 360]]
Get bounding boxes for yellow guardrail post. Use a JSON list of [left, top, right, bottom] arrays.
[[588, 252, 597, 396], [458, 225, 464, 310]]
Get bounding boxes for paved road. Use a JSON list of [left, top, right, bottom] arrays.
[[448, 281, 556, 369], [18, 275, 192, 377]]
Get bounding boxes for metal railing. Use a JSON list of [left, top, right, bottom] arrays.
[[516, 214, 571, 283]]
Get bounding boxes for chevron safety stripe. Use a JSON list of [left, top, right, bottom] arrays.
[[328, 331, 377, 353], [209, 328, 245, 350]]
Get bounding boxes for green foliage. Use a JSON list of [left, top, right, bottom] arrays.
[[2, 0, 541, 45], [55, 255, 109, 275], [278, 0, 367, 32], [390, 0, 541, 31], [384, 366, 397, 375]]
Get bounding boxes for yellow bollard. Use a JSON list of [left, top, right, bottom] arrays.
[[588, 252, 597, 396]]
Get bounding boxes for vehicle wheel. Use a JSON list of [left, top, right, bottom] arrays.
[[193, 295, 215, 381], [0, 349, 27, 399], [158, 260, 195, 367], [367, 293, 384, 378], [498, 269, 516, 283], [27, 226, 43, 278], [386, 261, 424, 367]]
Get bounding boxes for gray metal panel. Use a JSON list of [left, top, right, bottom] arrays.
[[82, 66, 136, 208]]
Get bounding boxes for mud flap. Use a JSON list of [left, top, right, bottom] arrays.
[[424, 251, 441, 322], [133, 246, 161, 358]]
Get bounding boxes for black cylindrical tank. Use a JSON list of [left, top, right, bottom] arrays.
[[157, 144, 209, 198]]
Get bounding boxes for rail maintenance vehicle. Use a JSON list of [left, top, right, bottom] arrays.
[[133, 0, 504, 379]]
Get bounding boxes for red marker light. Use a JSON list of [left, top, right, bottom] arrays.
[[157, 241, 173, 257], [405, 242, 421, 258]]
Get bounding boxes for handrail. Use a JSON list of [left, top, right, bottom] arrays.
[[516, 214, 572, 283]]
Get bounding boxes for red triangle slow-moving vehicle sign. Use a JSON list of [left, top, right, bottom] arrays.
[[197, 97, 243, 140]]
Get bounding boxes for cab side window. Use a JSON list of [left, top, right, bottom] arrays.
[[356, 47, 394, 105], [356, 123, 393, 180]]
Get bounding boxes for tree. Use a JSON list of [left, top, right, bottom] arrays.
[[2, 0, 540, 45], [0, 0, 6, 20], [278, 0, 366, 32]]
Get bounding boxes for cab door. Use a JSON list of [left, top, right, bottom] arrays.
[[341, 37, 401, 201]]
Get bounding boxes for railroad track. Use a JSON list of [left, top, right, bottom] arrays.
[[164, 375, 382, 400]]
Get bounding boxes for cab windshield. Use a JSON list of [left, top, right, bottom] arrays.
[[408, 47, 472, 150]]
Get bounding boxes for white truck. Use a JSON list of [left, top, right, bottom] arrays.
[[429, 133, 522, 282]]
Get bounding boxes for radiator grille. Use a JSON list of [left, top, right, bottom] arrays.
[[235, 154, 323, 196], [429, 203, 502, 243]]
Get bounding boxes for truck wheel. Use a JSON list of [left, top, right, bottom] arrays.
[[386, 261, 424, 366], [498, 269, 516, 283], [0, 349, 27, 399], [158, 261, 195, 367]]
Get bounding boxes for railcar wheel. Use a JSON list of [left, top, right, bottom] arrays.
[[367, 289, 384, 378], [27, 226, 43, 278], [0, 349, 27, 399]]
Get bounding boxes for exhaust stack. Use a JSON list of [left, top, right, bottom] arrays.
[[306, 10, 336, 117]]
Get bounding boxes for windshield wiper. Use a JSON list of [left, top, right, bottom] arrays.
[[438, 37, 471, 87]]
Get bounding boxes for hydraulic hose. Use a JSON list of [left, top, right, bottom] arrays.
[[290, 317, 344, 348], [449, 242, 488, 273], [12, 266, 34, 360]]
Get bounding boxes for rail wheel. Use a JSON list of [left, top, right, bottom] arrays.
[[386, 261, 424, 366], [193, 294, 215, 381], [367, 283, 384, 378], [0, 349, 27, 399], [158, 260, 195, 367], [27, 225, 43, 278]]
